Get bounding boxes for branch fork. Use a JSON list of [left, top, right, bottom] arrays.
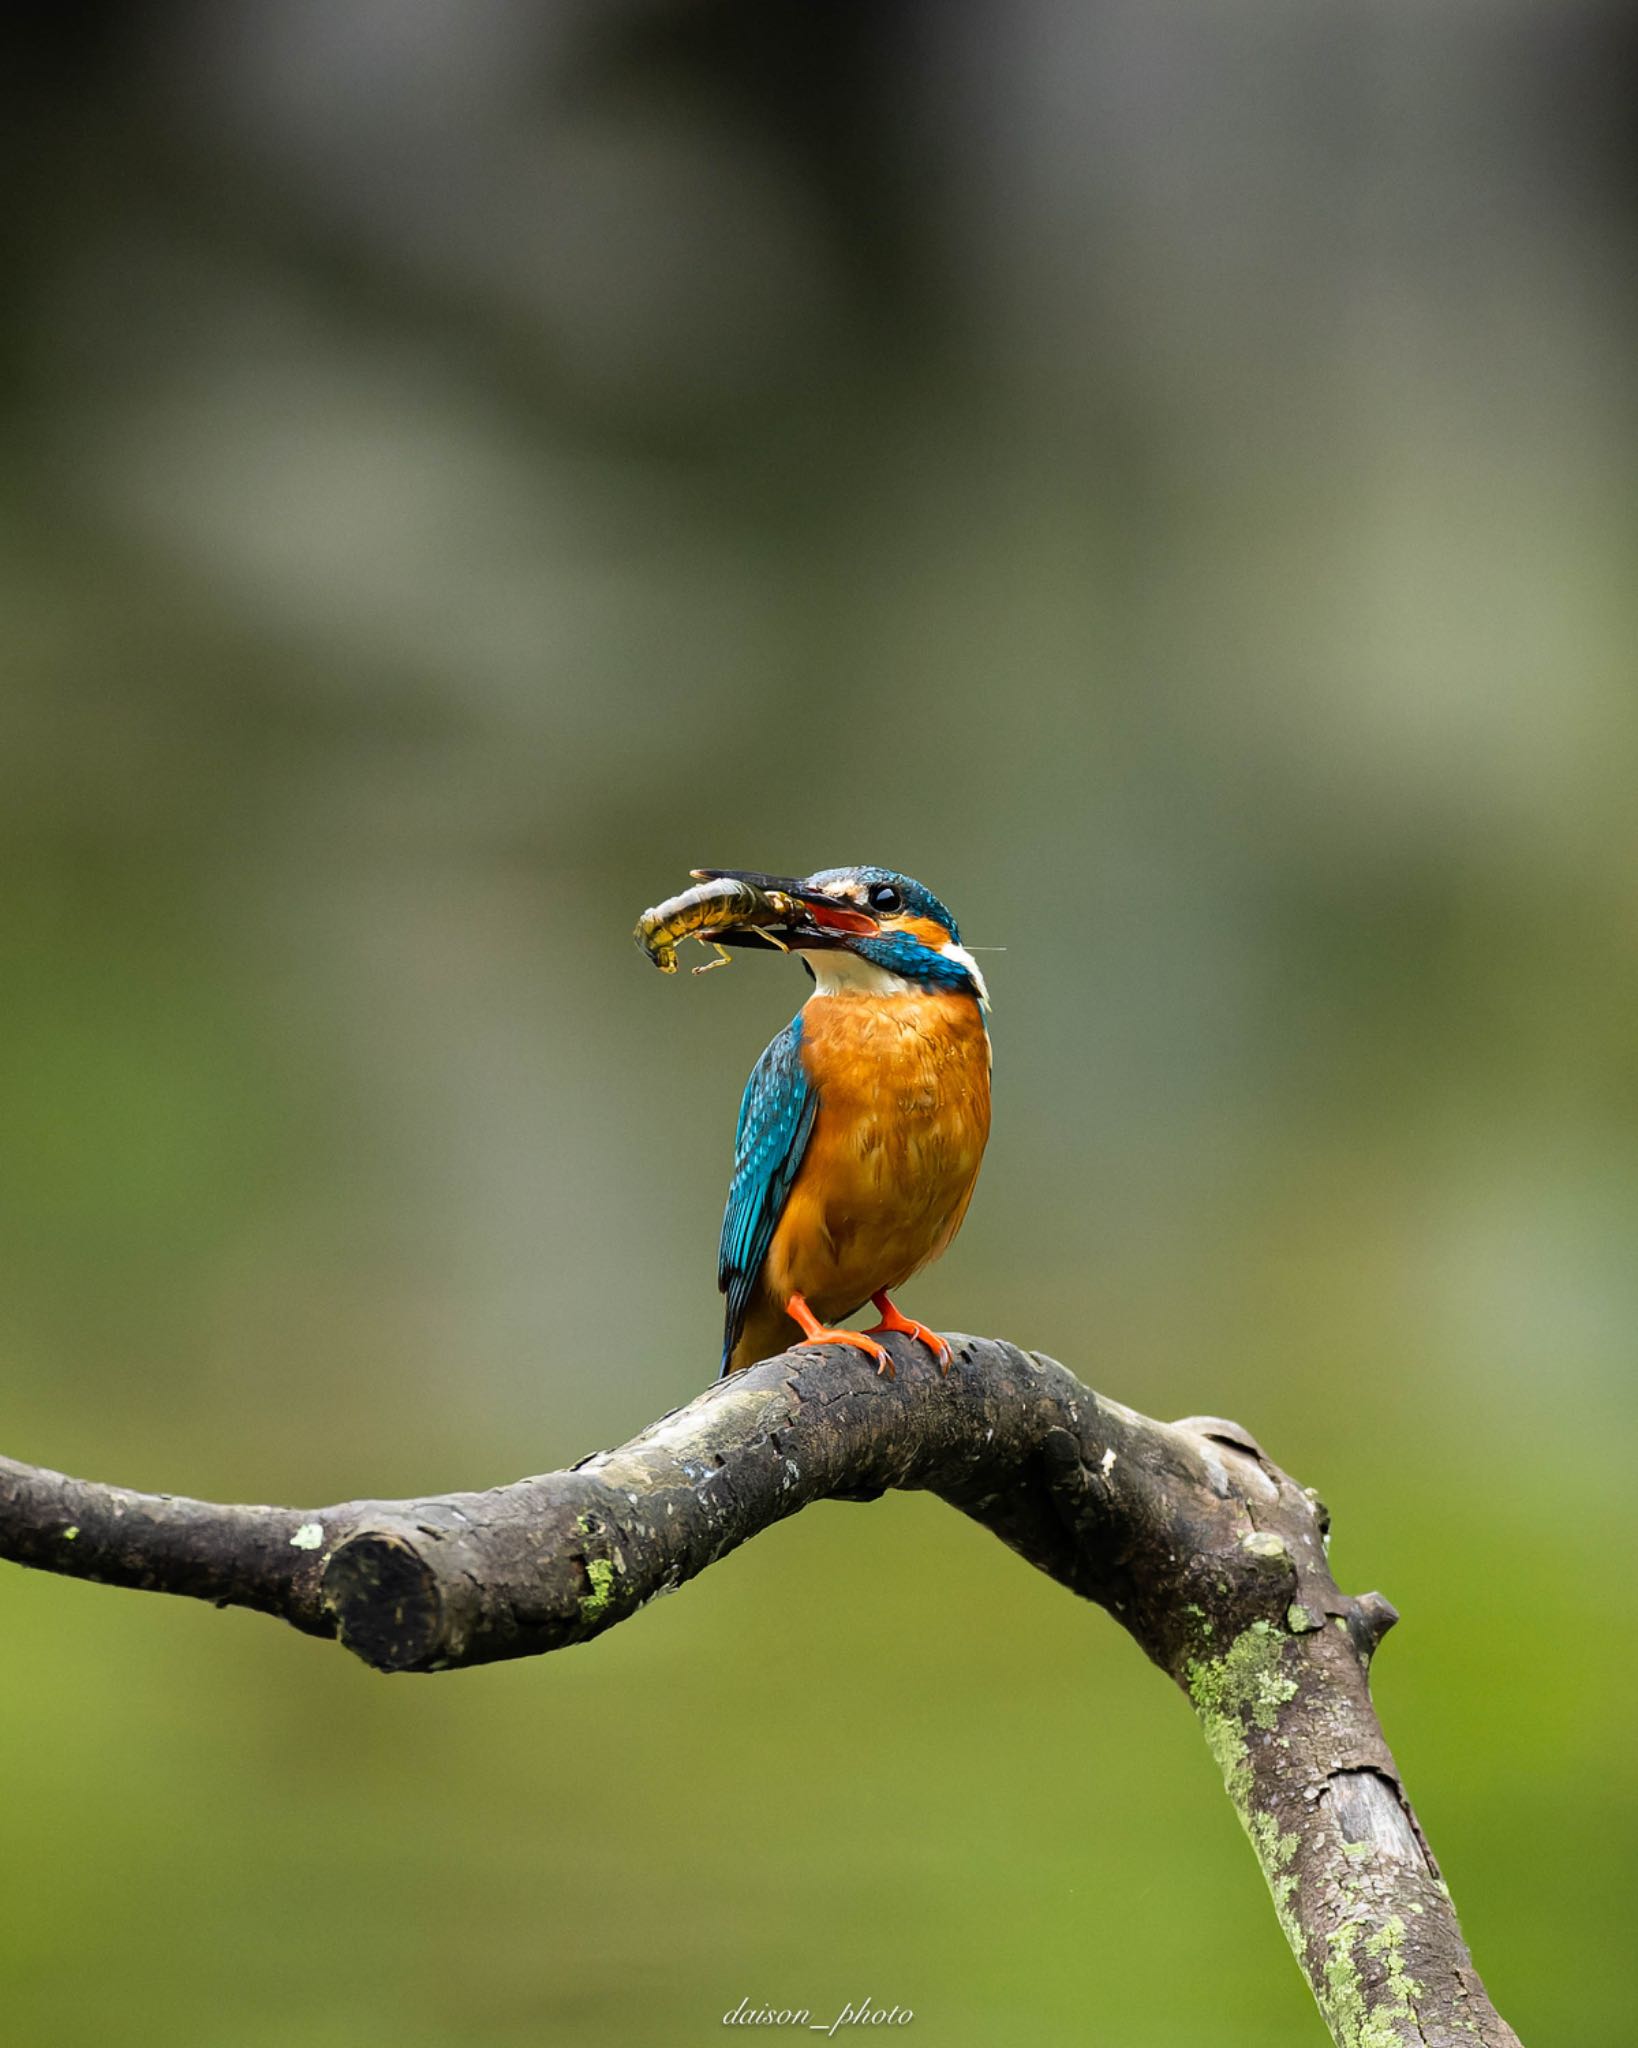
[[0, 1335, 1520, 2047]]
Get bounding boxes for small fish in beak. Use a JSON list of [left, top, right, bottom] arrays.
[[635, 872, 876, 976], [687, 871, 878, 952]]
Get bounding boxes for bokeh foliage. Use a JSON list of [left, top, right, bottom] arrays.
[[2, 5, 1633, 2041]]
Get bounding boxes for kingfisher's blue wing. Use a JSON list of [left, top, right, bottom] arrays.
[[718, 1014, 817, 1375]]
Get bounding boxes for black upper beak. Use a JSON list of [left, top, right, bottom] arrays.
[[690, 868, 807, 894]]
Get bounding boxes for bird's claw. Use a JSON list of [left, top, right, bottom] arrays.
[[796, 1327, 895, 1377], [865, 1300, 951, 1374]]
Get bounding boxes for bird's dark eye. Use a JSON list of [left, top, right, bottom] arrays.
[[868, 883, 901, 913]]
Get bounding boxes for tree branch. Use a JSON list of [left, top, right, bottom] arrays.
[[1, 1334, 1519, 2047]]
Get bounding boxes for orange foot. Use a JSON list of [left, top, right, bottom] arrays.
[[866, 1291, 952, 1374], [785, 1292, 895, 1377]]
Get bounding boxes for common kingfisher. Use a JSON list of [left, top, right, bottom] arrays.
[[693, 866, 992, 1378]]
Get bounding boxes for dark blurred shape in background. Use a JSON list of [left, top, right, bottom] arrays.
[[2, 6, 1633, 2042]]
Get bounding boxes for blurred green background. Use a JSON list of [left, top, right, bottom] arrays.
[[2, 5, 1633, 2042]]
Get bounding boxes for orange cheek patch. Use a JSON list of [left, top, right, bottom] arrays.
[[882, 913, 951, 950]]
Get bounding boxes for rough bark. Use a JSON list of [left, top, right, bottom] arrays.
[[0, 1333, 1519, 2048]]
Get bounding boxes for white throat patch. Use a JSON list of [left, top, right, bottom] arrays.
[[807, 950, 916, 998], [805, 940, 991, 1006]]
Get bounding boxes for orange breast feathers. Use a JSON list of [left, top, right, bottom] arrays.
[[760, 989, 991, 1326]]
